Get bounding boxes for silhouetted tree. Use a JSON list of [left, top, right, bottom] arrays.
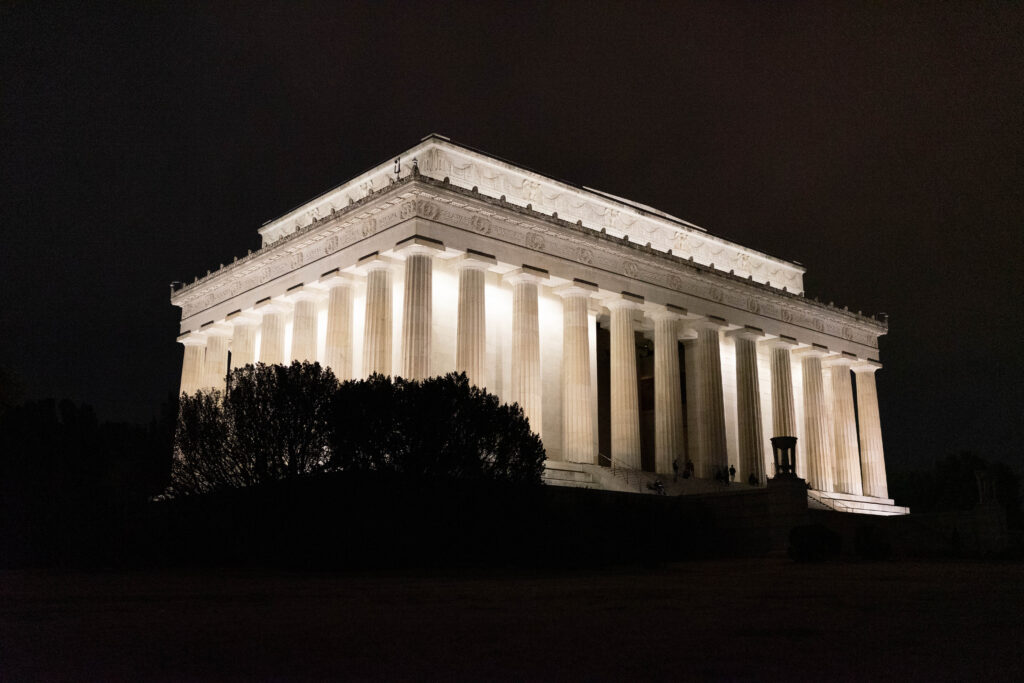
[[329, 372, 545, 484], [169, 362, 339, 496]]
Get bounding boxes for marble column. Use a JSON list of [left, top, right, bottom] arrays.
[[288, 289, 321, 364], [398, 241, 437, 380], [682, 337, 700, 468], [557, 281, 597, 464], [729, 327, 766, 486], [691, 318, 728, 479], [826, 356, 863, 495], [226, 312, 259, 370], [651, 305, 686, 475], [456, 253, 493, 387], [505, 267, 547, 435], [321, 274, 353, 381], [798, 347, 835, 493], [854, 362, 889, 498], [765, 337, 798, 438], [178, 333, 206, 395], [201, 324, 232, 392], [361, 258, 393, 378], [608, 294, 642, 470], [256, 300, 290, 366]]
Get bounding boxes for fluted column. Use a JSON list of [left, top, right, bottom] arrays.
[[288, 289, 321, 364], [256, 300, 290, 365], [557, 281, 597, 464], [456, 253, 494, 387], [826, 356, 862, 495], [178, 333, 206, 395], [321, 273, 353, 380], [398, 240, 438, 380], [608, 294, 643, 470], [797, 347, 835, 492], [226, 311, 259, 370], [505, 267, 547, 435], [854, 362, 888, 498], [361, 258, 393, 378], [651, 305, 686, 475], [691, 318, 728, 479], [201, 324, 232, 392], [729, 327, 766, 486], [764, 337, 798, 438]]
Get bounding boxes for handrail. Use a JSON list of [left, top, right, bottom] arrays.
[[598, 452, 645, 491]]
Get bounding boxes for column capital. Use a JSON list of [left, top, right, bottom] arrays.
[[254, 296, 292, 315], [456, 249, 497, 271], [177, 331, 207, 346], [646, 302, 687, 322], [354, 251, 398, 275], [794, 343, 831, 358], [394, 234, 444, 257], [503, 264, 550, 286], [284, 284, 325, 304], [314, 269, 356, 289], [823, 352, 858, 368], [603, 290, 644, 311], [554, 278, 599, 299], [199, 321, 233, 338], [225, 309, 262, 326], [685, 315, 727, 333], [760, 334, 798, 349], [726, 325, 766, 341], [852, 360, 883, 374]]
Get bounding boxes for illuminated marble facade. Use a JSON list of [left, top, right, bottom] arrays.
[[172, 135, 901, 514]]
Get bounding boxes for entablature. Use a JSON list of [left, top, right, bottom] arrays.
[[172, 177, 886, 356]]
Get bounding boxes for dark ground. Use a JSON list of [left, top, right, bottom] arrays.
[[1, 560, 1021, 681]]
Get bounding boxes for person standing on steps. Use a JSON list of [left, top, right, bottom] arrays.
[[729, 464, 736, 482]]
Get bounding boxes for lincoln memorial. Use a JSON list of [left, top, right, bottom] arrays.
[[171, 134, 906, 516]]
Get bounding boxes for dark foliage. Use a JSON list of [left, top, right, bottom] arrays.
[[170, 362, 339, 495], [889, 451, 1022, 528], [329, 373, 546, 484], [0, 396, 175, 566], [169, 366, 545, 497]]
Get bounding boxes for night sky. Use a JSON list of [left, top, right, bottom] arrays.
[[2, 2, 1021, 473]]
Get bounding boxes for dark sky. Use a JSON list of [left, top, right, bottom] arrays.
[[2, 2, 1022, 472]]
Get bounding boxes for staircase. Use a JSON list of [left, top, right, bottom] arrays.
[[808, 489, 910, 516], [542, 460, 598, 489]]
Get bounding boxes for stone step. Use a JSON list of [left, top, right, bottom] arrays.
[[808, 490, 909, 516], [543, 469, 595, 483]]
